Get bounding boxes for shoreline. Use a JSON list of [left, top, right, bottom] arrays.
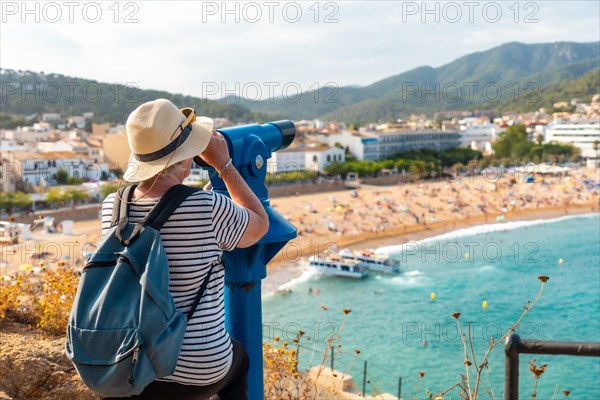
[[262, 203, 599, 294]]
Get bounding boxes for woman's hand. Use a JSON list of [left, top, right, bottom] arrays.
[[198, 131, 231, 172]]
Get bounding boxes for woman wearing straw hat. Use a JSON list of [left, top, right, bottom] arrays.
[[101, 99, 269, 399]]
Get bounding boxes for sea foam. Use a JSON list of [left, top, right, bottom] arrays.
[[376, 213, 598, 256]]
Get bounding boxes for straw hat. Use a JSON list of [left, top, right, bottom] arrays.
[[123, 99, 213, 182]]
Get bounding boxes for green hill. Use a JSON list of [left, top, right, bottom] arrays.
[[0, 69, 273, 125], [2, 41, 598, 126], [497, 66, 600, 113], [233, 41, 600, 121]]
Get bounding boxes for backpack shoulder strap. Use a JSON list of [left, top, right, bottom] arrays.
[[110, 185, 137, 227], [113, 186, 138, 245], [143, 184, 200, 230], [121, 185, 199, 245], [186, 263, 215, 320]]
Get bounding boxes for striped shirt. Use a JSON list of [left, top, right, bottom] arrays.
[[101, 189, 249, 386]]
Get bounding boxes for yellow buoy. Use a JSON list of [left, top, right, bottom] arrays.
[[464, 252, 469, 259], [482, 300, 488, 309], [559, 258, 564, 265], [430, 292, 436, 300]]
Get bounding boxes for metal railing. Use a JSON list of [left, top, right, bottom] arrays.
[[504, 333, 600, 400], [264, 326, 404, 398]]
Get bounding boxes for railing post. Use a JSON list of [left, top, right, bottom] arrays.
[[504, 333, 521, 400], [397, 376, 402, 400], [330, 345, 334, 371], [362, 360, 368, 396], [504, 334, 600, 400]]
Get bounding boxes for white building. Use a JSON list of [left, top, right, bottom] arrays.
[[376, 129, 461, 159], [1, 151, 110, 186], [0, 139, 31, 152], [545, 123, 600, 159], [0, 157, 17, 192], [42, 113, 61, 122], [4, 124, 51, 142], [67, 116, 87, 129], [269, 144, 345, 174], [37, 141, 73, 153], [320, 128, 462, 160], [458, 122, 498, 153], [319, 131, 380, 161]]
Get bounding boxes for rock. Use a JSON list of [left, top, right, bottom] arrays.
[[0, 391, 13, 400], [0, 321, 98, 400]]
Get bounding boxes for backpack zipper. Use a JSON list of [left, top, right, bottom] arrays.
[[83, 260, 116, 270], [83, 256, 131, 270], [128, 347, 140, 386]]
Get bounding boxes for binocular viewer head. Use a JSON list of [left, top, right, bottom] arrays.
[[194, 120, 296, 199], [199, 120, 298, 280]]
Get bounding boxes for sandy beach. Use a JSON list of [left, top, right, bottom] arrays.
[[2, 168, 598, 295]]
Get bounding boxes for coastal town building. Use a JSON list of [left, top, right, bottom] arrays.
[[0, 151, 109, 187], [102, 128, 131, 172], [0, 157, 17, 193], [0, 140, 31, 153], [458, 119, 498, 154], [318, 131, 380, 161], [42, 113, 61, 122], [375, 129, 461, 158], [319, 127, 461, 161], [269, 144, 345, 173], [4, 123, 52, 142], [545, 123, 600, 159]]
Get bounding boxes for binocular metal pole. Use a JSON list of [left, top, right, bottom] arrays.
[[209, 121, 297, 400], [224, 250, 267, 398]]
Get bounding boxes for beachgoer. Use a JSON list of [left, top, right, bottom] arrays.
[[101, 99, 269, 400]]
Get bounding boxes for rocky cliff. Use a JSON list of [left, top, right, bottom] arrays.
[[0, 321, 97, 400]]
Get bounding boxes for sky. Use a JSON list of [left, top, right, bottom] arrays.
[[1, 1, 599, 100]]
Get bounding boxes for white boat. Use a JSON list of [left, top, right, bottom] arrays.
[[308, 256, 369, 279], [339, 249, 400, 274]]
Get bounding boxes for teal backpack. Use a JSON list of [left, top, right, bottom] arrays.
[[66, 184, 213, 397]]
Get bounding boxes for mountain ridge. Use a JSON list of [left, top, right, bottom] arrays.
[[233, 41, 600, 121], [1, 41, 598, 124]]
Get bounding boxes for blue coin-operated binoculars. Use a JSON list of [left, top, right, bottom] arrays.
[[196, 121, 297, 398]]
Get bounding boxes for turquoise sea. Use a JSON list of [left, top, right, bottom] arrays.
[[262, 214, 600, 399]]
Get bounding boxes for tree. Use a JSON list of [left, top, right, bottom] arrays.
[[64, 189, 89, 203], [100, 183, 119, 199], [0, 192, 15, 212], [54, 168, 69, 184], [46, 188, 65, 206], [535, 133, 544, 145], [323, 162, 345, 176], [0, 192, 32, 212], [493, 125, 533, 161], [13, 192, 32, 210]]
